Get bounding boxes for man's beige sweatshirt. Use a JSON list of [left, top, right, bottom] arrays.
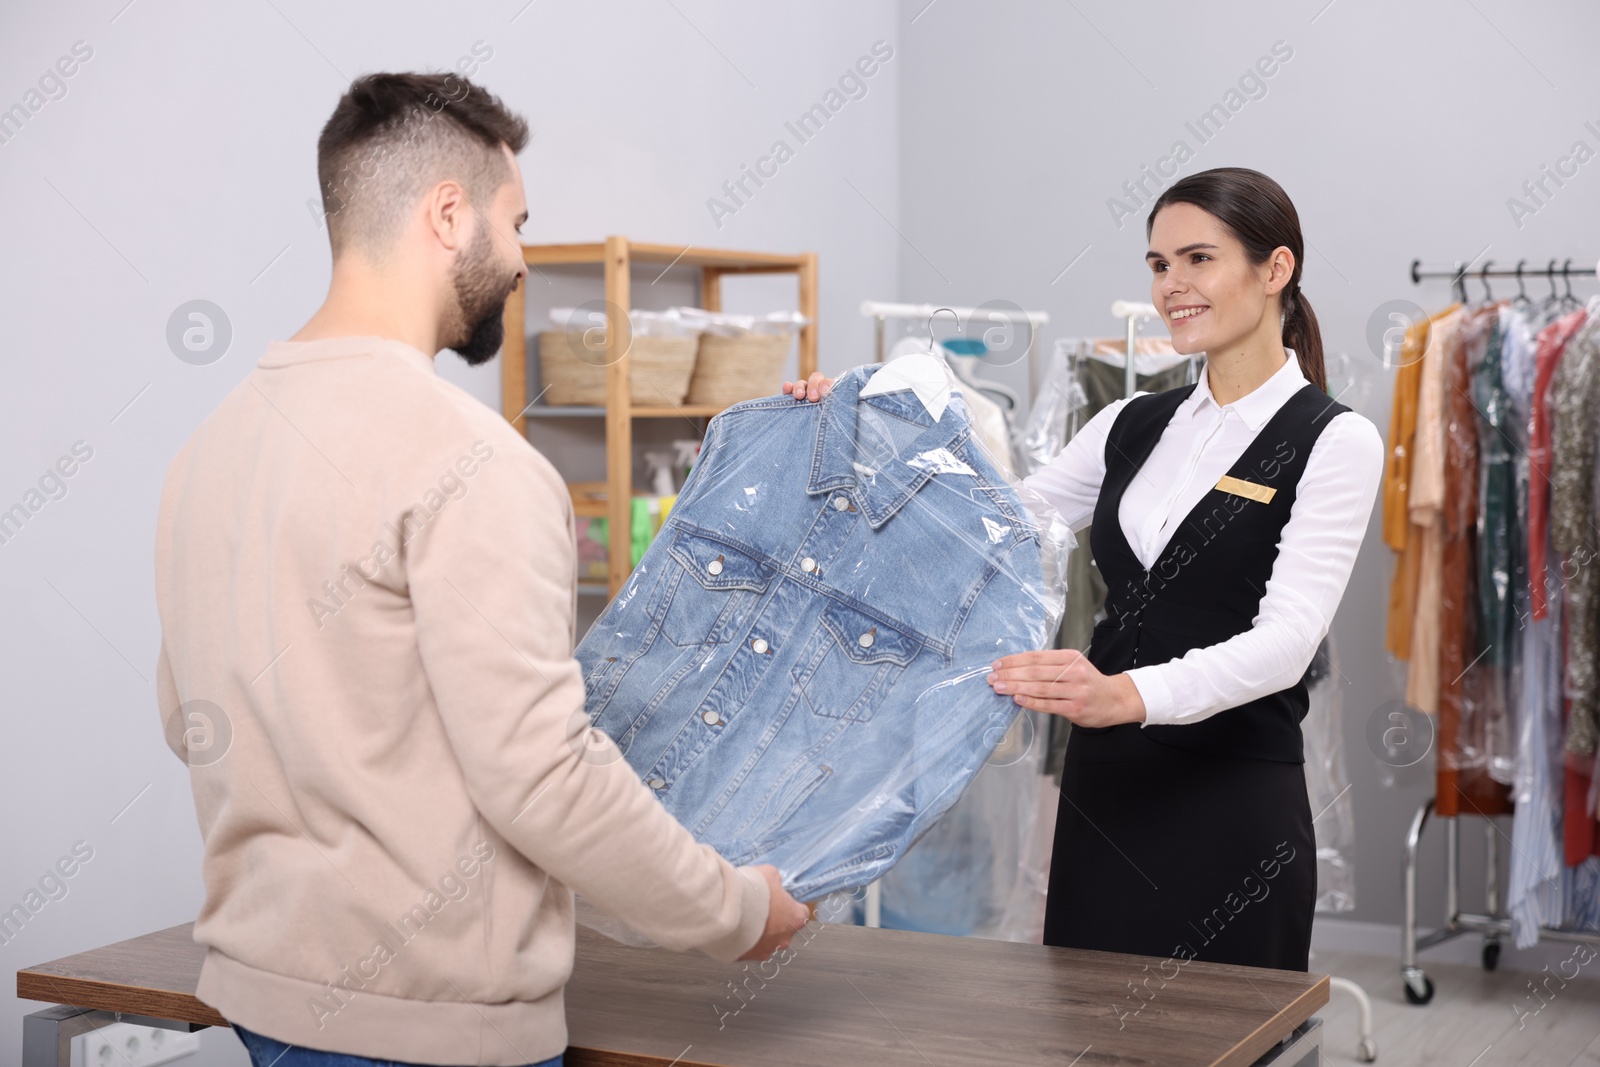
[[154, 337, 768, 1065]]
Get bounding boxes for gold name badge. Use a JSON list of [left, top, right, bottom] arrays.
[[1216, 475, 1276, 504]]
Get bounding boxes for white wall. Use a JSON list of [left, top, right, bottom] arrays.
[[892, 0, 1600, 942], [0, 1, 898, 1060]]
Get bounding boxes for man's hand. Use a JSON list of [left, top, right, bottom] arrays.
[[986, 649, 1146, 727], [781, 372, 833, 402], [738, 864, 810, 960]]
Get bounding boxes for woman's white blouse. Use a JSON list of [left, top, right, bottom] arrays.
[[1022, 353, 1385, 726]]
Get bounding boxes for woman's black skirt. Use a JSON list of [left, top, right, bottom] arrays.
[[1042, 723, 1316, 971]]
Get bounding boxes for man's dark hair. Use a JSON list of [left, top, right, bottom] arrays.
[[316, 72, 529, 255]]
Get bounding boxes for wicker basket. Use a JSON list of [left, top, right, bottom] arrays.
[[685, 334, 791, 407], [537, 331, 698, 407]]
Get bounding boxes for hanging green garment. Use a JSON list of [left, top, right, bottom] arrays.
[[1471, 309, 1518, 675]]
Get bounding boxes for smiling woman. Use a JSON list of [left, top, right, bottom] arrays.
[[1145, 167, 1327, 396], [1008, 167, 1382, 972]]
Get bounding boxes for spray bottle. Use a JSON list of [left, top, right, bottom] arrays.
[[643, 450, 678, 497], [672, 439, 701, 488]]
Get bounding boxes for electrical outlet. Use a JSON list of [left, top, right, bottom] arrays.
[[70, 1021, 200, 1067]]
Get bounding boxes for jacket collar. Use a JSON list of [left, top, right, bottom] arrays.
[[1179, 349, 1307, 431], [807, 366, 973, 530]]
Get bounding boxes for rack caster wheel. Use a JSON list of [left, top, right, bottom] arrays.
[[1482, 940, 1501, 972], [1357, 1036, 1379, 1062], [1402, 970, 1434, 1005]]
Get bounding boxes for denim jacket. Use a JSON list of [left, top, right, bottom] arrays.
[[576, 365, 1057, 901]]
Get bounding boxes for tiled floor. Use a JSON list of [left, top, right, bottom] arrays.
[[1310, 948, 1600, 1066]]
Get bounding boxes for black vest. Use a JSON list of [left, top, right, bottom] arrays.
[[1080, 381, 1349, 763]]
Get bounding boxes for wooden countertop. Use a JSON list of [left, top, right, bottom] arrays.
[[18, 921, 1326, 1066]]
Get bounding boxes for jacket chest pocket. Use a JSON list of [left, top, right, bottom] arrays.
[[657, 529, 775, 648], [790, 599, 923, 723]]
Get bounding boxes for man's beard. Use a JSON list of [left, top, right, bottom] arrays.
[[446, 226, 519, 367]]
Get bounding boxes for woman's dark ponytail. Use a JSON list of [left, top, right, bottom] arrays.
[[1281, 285, 1327, 392], [1147, 167, 1328, 393]]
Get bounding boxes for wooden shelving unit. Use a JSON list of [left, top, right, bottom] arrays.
[[500, 237, 818, 597]]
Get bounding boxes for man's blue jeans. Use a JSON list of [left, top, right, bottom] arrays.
[[234, 1024, 563, 1067]]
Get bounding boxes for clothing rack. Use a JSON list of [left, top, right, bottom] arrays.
[[859, 300, 1050, 396], [1409, 257, 1600, 306], [1053, 300, 1199, 409], [1397, 261, 1600, 1008]]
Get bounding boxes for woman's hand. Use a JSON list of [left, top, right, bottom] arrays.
[[782, 372, 833, 402], [986, 649, 1147, 727]]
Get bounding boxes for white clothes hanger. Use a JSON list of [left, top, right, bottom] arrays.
[[859, 308, 960, 421]]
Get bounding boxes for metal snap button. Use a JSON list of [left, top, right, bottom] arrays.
[[647, 777, 666, 790], [751, 637, 769, 654], [832, 496, 850, 511], [858, 629, 876, 649], [800, 557, 817, 572], [706, 556, 724, 576], [702, 710, 721, 725]]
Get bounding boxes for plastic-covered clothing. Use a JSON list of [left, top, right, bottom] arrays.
[[1404, 308, 1464, 714], [1384, 308, 1456, 660], [1550, 312, 1600, 761], [875, 710, 1051, 940], [1473, 311, 1520, 678], [1440, 308, 1499, 778], [575, 364, 1070, 902]]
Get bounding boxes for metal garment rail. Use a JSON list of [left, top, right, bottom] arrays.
[[859, 300, 1050, 393], [1397, 257, 1600, 1006], [1111, 299, 1161, 399], [1409, 256, 1599, 306]]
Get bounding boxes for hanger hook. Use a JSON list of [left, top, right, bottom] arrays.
[[1515, 259, 1527, 302], [1479, 260, 1494, 304], [924, 307, 959, 352], [1547, 259, 1560, 302], [1563, 258, 1575, 304]]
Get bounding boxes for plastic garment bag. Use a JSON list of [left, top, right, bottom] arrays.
[[872, 693, 1053, 941], [1305, 349, 1369, 913], [1303, 636, 1356, 912], [1019, 342, 1091, 479], [1434, 314, 1493, 776], [572, 361, 1073, 942]]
